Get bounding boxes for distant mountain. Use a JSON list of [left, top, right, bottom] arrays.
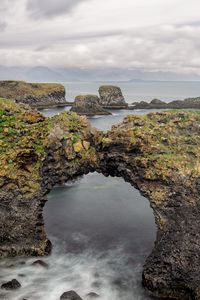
[[25, 66, 65, 82], [0, 65, 200, 82]]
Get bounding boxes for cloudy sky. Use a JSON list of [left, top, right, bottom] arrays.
[[1, 0, 200, 74]]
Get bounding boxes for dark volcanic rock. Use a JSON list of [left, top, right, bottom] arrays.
[[86, 292, 100, 298], [131, 96, 200, 110], [31, 259, 49, 268], [1, 99, 200, 299], [60, 290, 83, 300], [1, 279, 21, 290], [98, 85, 128, 108], [0, 80, 68, 108], [70, 95, 111, 116]]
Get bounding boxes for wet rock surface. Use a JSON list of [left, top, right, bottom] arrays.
[[31, 259, 49, 268], [1, 279, 21, 290], [70, 95, 111, 116], [86, 292, 100, 298], [60, 290, 83, 300], [0, 99, 200, 299], [98, 85, 128, 108]]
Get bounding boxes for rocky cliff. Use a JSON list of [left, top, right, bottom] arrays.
[[98, 85, 128, 108], [70, 95, 111, 116], [0, 80, 68, 108], [131, 96, 200, 110], [0, 98, 200, 299]]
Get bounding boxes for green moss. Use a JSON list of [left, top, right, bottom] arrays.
[[0, 99, 95, 198], [103, 111, 200, 183], [0, 81, 65, 101]]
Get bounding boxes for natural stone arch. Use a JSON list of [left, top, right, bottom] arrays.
[[0, 98, 200, 299]]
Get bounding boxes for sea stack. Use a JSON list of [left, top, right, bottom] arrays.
[[70, 95, 111, 116], [98, 85, 128, 108], [0, 80, 68, 108]]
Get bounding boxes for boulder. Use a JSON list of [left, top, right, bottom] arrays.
[[31, 259, 49, 268], [98, 85, 128, 108], [1, 279, 21, 290], [60, 290, 83, 300], [70, 95, 111, 116], [86, 292, 100, 298]]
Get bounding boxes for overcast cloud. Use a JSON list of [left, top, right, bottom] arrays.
[[26, 0, 89, 19], [1, 0, 200, 74]]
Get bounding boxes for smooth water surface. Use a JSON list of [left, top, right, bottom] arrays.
[[63, 81, 200, 103]]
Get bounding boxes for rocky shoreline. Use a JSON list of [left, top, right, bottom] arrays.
[[130, 97, 200, 110], [1, 98, 200, 299], [0, 80, 68, 108], [1, 81, 200, 113]]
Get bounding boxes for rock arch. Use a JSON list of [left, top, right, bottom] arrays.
[[0, 99, 200, 299]]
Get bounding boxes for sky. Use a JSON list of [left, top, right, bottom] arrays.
[[1, 0, 200, 74]]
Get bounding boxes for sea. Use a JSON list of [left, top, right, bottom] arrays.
[[1, 81, 200, 300]]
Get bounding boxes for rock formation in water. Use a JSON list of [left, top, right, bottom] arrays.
[[70, 95, 111, 116], [0, 97, 200, 299], [98, 85, 128, 108], [0, 80, 69, 108], [60, 291, 83, 300], [131, 96, 200, 110]]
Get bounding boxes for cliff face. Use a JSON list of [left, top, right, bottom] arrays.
[[70, 95, 111, 116], [98, 85, 128, 108], [0, 98, 200, 299], [0, 81, 67, 108]]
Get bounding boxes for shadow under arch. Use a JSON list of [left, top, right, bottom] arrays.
[[43, 172, 156, 299]]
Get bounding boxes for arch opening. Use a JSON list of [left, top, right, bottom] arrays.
[[41, 172, 156, 300]]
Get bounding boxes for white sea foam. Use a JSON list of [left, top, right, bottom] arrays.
[[0, 242, 150, 300]]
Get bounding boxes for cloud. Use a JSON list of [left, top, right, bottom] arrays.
[[0, 21, 6, 32], [26, 0, 89, 19], [1, 0, 200, 75], [1, 24, 200, 75]]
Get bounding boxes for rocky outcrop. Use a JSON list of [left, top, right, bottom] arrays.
[[60, 291, 83, 300], [70, 95, 111, 116], [1, 98, 200, 299], [0, 80, 69, 108], [1, 279, 21, 290], [98, 85, 128, 108], [131, 96, 200, 110]]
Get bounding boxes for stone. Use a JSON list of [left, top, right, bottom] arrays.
[[70, 95, 111, 116], [86, 292, 100, 298], [98, 85, 128, 108], [60, 290, 83, 300], [73, 140, 84, 153], [31, 260, 49, 268], [83, 141, 90, 150], [1, 279, 21, 290]]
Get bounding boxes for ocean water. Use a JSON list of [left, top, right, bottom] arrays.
[[1, 81, 195, 300], [63, 81, 200, 103], [0, 174, 156, 300]]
